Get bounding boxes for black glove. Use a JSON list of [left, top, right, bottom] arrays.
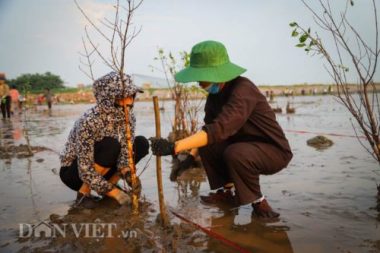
[[149, 137, 175, 156]]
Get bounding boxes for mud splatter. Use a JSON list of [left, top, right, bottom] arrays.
[[0, 144, 51, 159]]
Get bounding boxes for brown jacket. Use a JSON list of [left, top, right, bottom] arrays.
[[202, 76, 292, 156]]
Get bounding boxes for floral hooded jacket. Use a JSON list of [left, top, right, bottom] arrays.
[[60, 72, 142, 194]]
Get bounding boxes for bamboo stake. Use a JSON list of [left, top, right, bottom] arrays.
[[124, 104, 139, 214], [153, 96, 169, 226]]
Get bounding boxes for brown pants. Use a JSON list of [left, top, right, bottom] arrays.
[[199, 141, 292, 205]]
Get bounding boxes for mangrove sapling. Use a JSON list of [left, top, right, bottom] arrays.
[[290, 0, 380, 165], [75, 0, 144, 212], [291, 0, 380, 201], [151, 49, 205, 142]]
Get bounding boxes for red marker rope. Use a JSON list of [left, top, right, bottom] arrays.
[[284, 129, 367, 139], [170, 210, 252, 253]]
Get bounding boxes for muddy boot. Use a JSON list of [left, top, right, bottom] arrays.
[[200, 189, 235, 205], [252, 198, 280, 218], [75, 192, 98, 209]]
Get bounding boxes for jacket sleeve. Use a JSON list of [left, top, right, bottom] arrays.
[[75, 118, 113, 194], [202, 82, 257, 144]]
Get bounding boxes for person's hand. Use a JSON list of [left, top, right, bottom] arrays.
[[149, 137, 175, 156], [123, 171, 142, 195]]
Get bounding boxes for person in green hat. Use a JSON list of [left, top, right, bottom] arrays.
[[150, 40, 293, 218]]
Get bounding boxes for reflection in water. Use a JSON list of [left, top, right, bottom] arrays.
[[27, 157, 41, 220], [0, 120, 15, 168], [207, 209, 293, 253], [174, 166, 206, 206]]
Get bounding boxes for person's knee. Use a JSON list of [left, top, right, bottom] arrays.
[[59, 166, 81, 191], [59, 166, 67, 182], [283, 151, 293, 167], [94, 137, 121, 167], [134, 136, 149, 163], [223, 145, 244, 167]]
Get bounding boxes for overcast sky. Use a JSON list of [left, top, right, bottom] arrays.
[[0, 0, 378, 86]]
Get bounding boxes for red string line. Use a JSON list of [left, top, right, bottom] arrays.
[[170, 210, 252, 253]]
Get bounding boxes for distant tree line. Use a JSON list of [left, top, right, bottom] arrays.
[[7, 72, 65, 92]]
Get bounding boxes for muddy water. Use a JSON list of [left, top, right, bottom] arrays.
[[0, 96, 379, 253]]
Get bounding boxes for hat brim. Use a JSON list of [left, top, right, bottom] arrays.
[[175, 62, 246, 83]]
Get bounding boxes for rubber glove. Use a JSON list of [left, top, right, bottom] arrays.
[[149, 137, 175, 156]]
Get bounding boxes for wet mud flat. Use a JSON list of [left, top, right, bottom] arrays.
[[0, 96, 379, 253]]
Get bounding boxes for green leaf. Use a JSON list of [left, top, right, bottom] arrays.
[[291, 29, 299, 37], [299, 34, 308, 43], [305, 48, 310, 52], [289, 22, 298, 27], [307, 28, 311, 34], [296, 43, 306, 48], [350, 0, 354, 6]]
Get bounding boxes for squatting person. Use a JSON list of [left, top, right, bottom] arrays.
[[150, 40, 293, 218], [60, 72, 149, 208]]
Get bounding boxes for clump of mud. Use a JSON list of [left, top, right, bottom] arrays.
[[307, 135, 334, 150], [0, 144, 50, 159], [16, 198, 199, 253], [170, 154, 203, 181]]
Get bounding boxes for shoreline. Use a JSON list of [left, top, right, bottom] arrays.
[[19, 83, 379, 105]]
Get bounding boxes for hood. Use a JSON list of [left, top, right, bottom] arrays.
[[93, 71, 143, 107]]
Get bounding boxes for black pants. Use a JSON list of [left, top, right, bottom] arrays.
[[60, 136, 149, 191], [1, 96, 11, 118]]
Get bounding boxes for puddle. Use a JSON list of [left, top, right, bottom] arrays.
[[0, 96, 379, 253]]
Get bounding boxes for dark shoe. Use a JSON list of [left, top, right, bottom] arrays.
[[252, 199, 280, 218], [75, 193, 98, 209], [200, 189, 235, 205]]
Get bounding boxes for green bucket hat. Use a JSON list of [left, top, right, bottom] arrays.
[[175, 40, 246, 83]]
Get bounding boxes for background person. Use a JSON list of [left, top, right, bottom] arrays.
[[0, 73, 11, 119], [9, 85, 20, 115], [43, 88, 53, 110]]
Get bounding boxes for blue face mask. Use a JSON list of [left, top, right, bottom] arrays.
[[204, 83, 221, 94]]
